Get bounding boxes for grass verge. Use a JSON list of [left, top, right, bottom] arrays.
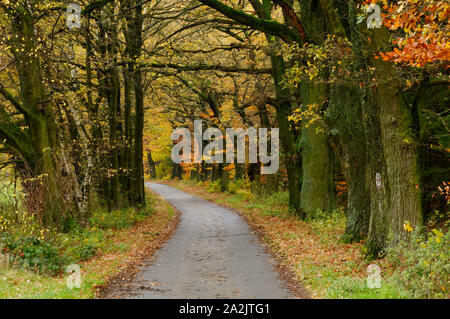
[[0, 190, 178, 299], [160, 179, 448, 299]]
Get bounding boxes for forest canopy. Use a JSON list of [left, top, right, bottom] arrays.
[[0, 0, 448, 284]]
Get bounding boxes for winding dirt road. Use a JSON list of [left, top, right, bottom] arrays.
[[104, 182, 297, 299]]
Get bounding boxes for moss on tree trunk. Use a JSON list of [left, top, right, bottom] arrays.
[[327, 83, 371, 242], [299, 82, 336, 215]]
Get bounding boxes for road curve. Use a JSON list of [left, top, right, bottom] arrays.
[[105, 182, 294, 299]]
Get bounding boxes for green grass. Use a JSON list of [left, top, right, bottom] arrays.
[[0, 186, 174, 299], [89, 205, 153, 230], [1, 205, 154, 277], [326, 276, 411, 299], [171, 179, 449, 299], [0, 265, 111, 299]]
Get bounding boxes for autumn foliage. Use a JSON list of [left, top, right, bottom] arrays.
[[373, 0, 450, 68]]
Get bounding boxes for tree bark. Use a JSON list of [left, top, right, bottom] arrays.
[[327, 83, 370, 241], [347, 1, 423, 256], [2, 7, 63, 226], [123, 0, 146, 207], [299, 81, 336, 215]]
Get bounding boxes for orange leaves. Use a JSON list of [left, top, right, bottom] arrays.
[[438, 181, 450, 203], [199, 112, 213, 120], [336, 181, 347, 197], [379, 36, 449, 67], [374, 0, 449, 68], [223, 163, 234, 172]]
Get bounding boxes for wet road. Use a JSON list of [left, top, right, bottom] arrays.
[[105, 182, 293, 299]]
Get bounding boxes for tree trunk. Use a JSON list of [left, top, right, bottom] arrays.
[[6, 9, 63, 226], [123, 0, 146, 207], [122, 66, 133, 192], [246, 0, 302, 215], [171, 163, 182, 179], [327, 83, 370, 242], [347, 1, 423, 256], [268, 45, 302, 215], [148, 151, 157, 179], [299, 82, 336, 215], [107, 65, 121, 207]]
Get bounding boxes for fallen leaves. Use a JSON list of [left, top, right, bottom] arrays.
[[166, 180, 395, 299], [80, 191, 179, 298]]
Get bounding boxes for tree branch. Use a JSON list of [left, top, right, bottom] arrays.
[[197, 0, 301, 43], [270, 0, 308, 41], [82, 0, 115, 15], [0, 84, 37, 119], [137, 62, 273, 74]]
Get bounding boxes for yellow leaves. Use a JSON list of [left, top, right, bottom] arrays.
[[432, 228, 444, 237], [288, 103, 323, 131], [431, 229, 444, 243], [419, 228, 445, 247], [403, 221, 413, 232], [284, 35, 348, 86], [0, 215, 11, 232]]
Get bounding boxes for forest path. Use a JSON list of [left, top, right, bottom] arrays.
[[104, 182, 296, 299]]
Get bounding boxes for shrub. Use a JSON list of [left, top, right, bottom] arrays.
[[328, 224, 449, 299], [56, 228, 105, 263], [0, 234, 65, 275], [89, 207, 151, 230], [262, 191, 289, 206], [0, 203, 154, 276], [227, 179, 250, 194], [385, 225, 449, 298], [207, 180, 221, 193]]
